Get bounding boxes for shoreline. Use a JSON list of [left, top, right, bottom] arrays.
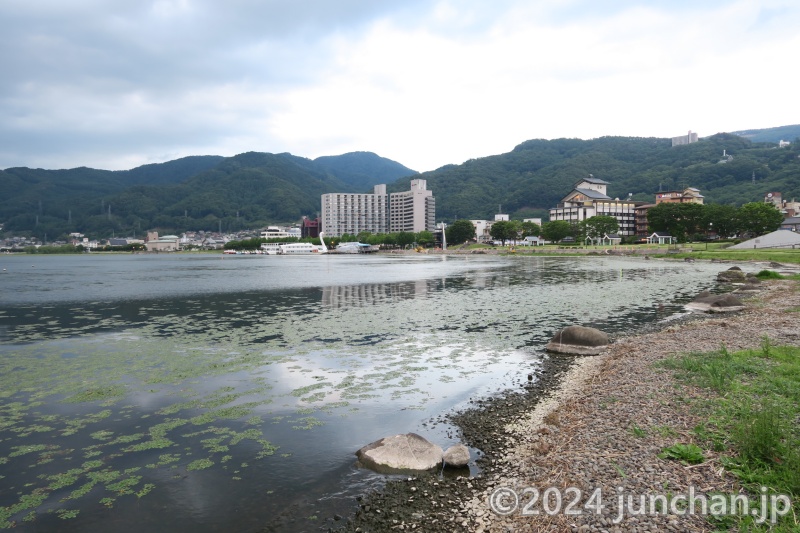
[[335, 277, 800, 532]]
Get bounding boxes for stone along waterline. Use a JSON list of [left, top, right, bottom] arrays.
[[0, 254, 729, 531]]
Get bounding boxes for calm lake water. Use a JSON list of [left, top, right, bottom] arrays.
[[0, 253, 727, 532]]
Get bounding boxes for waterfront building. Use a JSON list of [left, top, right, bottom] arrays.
[[388, 179, 436, 233], [321, 185, 389, 237], [548, 175, 638, 237], [321, 180, 435, 237]]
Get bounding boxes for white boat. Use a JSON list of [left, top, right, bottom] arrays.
[[260, 242, 282, 255], [334, 242, 378, 254], [276, 233, 328, 255]]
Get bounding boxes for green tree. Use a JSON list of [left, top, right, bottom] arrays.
[[735, 202, 784, 236], [446, 219, 476, 245], [415, 230, 434, 247], [702, 203, 738, 239], [489, 220, 518, 245], [520, 221, 541, 238], [646, 203, 705, 242], [395, 232, 416, 248], [582, 216, 619, 243], [540, 220, 572, 243]]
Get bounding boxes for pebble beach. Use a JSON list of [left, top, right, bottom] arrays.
[[338, 271, 800, 533]]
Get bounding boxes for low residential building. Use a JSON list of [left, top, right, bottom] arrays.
[[647, 232, 676, 245], [548, 175, 638, 237], [781, 217, 800, 232], [145, 232, 180, 252], [470, 214, 512, 243]]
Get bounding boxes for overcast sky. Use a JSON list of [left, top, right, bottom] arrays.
[[1, 0, 798, 172]]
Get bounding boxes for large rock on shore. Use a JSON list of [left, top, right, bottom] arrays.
[[442, 444, 470, 467], [546, 325, 609, 355], [686, 292, 745, 313], [717, 267, 746, 283], [356, 433, 443, 473]]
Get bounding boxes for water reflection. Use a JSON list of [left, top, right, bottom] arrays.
[[0, 255, 730, 532], [321, 279, 435, 308]]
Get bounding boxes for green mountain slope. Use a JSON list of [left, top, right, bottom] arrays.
[[731, 124, 800, 144], [0, 151, 415, 238], [314, 151, 417, 190], [2, 133, 798, 240], [391, 133, 800, 221]]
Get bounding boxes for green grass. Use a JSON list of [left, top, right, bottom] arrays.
[[660, 339, 800, 531], [652, 248, 800, 264]]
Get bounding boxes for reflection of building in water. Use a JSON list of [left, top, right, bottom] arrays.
[[321, 280, 433, 308]]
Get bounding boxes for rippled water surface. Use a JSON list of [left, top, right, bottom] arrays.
[[0, 254, 726, 531]]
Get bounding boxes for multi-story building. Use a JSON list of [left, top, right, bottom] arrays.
[[321, 180, 435, 237], [548, 175, 638, 237], [389, 179, 436, 233], [321, 185, 389, 237], [300, 216, 320, 239], [655, 187, 704, 204], [633, 187, 703, 238], [671, 130, 699, 147]]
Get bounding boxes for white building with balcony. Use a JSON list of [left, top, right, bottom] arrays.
[[321, 180, 435, 237]]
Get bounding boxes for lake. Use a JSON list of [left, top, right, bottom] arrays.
[[0, 253, 726, 532]]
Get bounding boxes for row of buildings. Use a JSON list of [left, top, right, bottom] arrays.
[[548, 175, 706, 239]]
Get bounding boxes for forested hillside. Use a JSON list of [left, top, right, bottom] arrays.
[[732, 124, 800, 144], [389, 133, 800, 221], [0, 152, 415, 239], [2, 130, 799, 240]]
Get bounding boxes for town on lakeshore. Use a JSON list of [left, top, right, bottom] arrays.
[[3, 165, 798, 254]]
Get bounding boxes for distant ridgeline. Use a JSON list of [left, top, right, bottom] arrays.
[[1, 126, 799, 239]]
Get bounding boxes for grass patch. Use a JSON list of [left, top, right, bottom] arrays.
[[661, 340, 800, 530], [755, 270, 785, 280]]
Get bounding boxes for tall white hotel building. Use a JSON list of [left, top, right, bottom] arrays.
[[321, 179, 436, 237]]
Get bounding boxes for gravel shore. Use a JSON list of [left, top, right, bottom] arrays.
[[337, 276, 800, 533]]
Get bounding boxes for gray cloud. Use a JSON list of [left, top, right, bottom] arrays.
[[0, 0, 426, 168]]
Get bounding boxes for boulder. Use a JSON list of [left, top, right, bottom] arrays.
[[442, 444, 470, 467], [737, 277, 764, 291], [546, 325, 609, 355], [716, 269, 746, 283], [686, 292, 745, 313], [356, 433, 443, 473]]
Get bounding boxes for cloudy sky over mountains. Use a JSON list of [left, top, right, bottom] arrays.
[[1, 0, 798, 172]]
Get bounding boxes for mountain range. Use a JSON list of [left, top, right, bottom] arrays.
[[1, 125, 798, 239]]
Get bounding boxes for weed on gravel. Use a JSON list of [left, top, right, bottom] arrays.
[[660, 338, 800, 531]]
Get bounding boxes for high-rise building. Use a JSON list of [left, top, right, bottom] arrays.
[[389, 179, 435, 233], [321, 180, 436, 237], [321, 185, 389, 237]]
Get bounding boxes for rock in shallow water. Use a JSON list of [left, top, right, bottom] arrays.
[[442, 444, 470, 467], [545, 325, 609, 355], [356, 433, 443, 473], [686, 292, 745, 313]]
